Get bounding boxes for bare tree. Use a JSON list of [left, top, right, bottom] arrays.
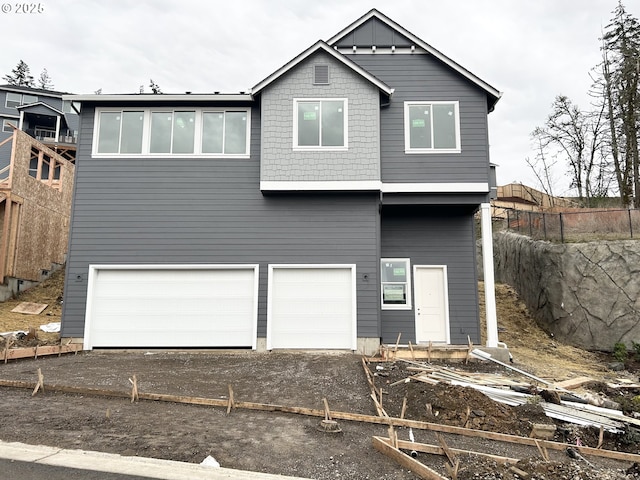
[[530, 96, 612, 204], [37, 68, 54, 90], [526, 131, 559, 204]]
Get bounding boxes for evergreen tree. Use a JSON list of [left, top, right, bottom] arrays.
[[601, 1, 640, 206], [3, 60, 35, 87], [149, 79, 162, 94]]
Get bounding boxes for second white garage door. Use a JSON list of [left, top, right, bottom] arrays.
[[267, 265, 356, 350], [84, 265, 258, 349]]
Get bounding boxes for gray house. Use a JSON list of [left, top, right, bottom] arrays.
[[61, 10, 502, 353], [0, 84, 79, 165]]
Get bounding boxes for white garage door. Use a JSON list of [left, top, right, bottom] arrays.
[[267, 265, 356, 350], [84, 265, 258, 349]]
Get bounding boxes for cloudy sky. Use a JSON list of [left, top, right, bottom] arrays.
[[2, 0, 638, 191]]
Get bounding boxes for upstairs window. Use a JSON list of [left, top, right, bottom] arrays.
[[381, 258, 411, 309], [404, 101, 460, 153], [6, 92, 39, 109], [94, 108, 250, 157], [294, 98, 346, 149], [202, 111, 248, 155]]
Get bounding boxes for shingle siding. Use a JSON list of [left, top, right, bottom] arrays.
[[260, 51, 380, 183]]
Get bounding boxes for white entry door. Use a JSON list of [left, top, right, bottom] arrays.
[[413, 265, 450, 344]]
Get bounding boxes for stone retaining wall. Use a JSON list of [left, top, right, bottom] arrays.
[[491, 231, 640, 351]]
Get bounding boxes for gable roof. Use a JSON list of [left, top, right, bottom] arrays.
[[250, 40, 393, 96], [327, 9, 502, 111], [16, 101, 63, 115], [0, 84, 71, 97]]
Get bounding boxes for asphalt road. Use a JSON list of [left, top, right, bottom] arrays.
[[0, 458, 154, 480]]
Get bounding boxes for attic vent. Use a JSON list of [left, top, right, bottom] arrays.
[[314, 65, 329, 85]]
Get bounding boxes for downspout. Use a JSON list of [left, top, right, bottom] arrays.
[[480, 203, 498, 347]]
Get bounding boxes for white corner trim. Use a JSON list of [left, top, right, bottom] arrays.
[[260, 180, 382, 191], [381, 183, 489, 193]]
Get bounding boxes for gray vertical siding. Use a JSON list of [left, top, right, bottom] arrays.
[[61, 103, 381, 340], [380, 205, 480, 344], [346, 54, 491, 186]]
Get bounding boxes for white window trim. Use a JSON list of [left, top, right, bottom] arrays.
[[381, 258, 412, 310], [266, 264, 357, 350], [5, 92, 22, 109], [83, 264, 260, 351], [2, 119, 18, 132], [404, 101, 461, 154], [292, 98, 348, 151], [92, 107, 251, 158]]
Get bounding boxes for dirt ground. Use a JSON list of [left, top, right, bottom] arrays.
[[1, 271, 640, 479]]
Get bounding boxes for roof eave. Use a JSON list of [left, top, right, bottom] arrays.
[[250, 40, 393, 96], [328, 9, 502, 109], [63, 93, 254, 103]]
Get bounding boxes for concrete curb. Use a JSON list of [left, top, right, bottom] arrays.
[[0, 440, 312, 479]]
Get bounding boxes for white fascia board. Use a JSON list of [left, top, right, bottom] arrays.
[[64, 94, 254, 103], [261, 181, 489, 193], [16, 101, 64, 115], [382, 183, 489, 193], [251, 41, 393, 96], [327, 9, 502, 105], [261, 180, 382, 191]]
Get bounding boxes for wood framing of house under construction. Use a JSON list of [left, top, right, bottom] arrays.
[[0, 127, 74, 284]]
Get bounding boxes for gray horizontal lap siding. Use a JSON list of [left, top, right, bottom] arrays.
[[346, 54, 491, 185], [61, 104, 380, 341], [380, 206, 480, 345]]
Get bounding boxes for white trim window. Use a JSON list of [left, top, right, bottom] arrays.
[[404, 101, 460, 153], [380, 258, 412, 309], [293, 98, 347, 150], [2, 119, 18, 132], [93, 108, 250, 157], [5, 92, 38, 109]]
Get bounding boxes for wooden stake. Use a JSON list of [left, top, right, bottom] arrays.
[[128, 375, 138, 403], [534, 439, 549, 462], [597, 426, 604, 449], [408, 341, 416, 361], [437, 433, 457, 467], [465, 336, 473, 365], [323, 398, 332, 421], [463, 406, 471, 428], [31, 368, 44, 396], [400, 396, 407, 419], [3, 336, 12, 364], [394, 333, 402, 354], [227, 384, 235, 414]]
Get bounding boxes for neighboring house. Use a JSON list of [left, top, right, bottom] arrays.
[[0, 85, 77, 299], [61, 10, 502, 353], [0, 84, 79, 166]]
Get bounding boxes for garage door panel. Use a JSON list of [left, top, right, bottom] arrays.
[[86, 266, 257, 349], [268, 266, 355, 350]]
